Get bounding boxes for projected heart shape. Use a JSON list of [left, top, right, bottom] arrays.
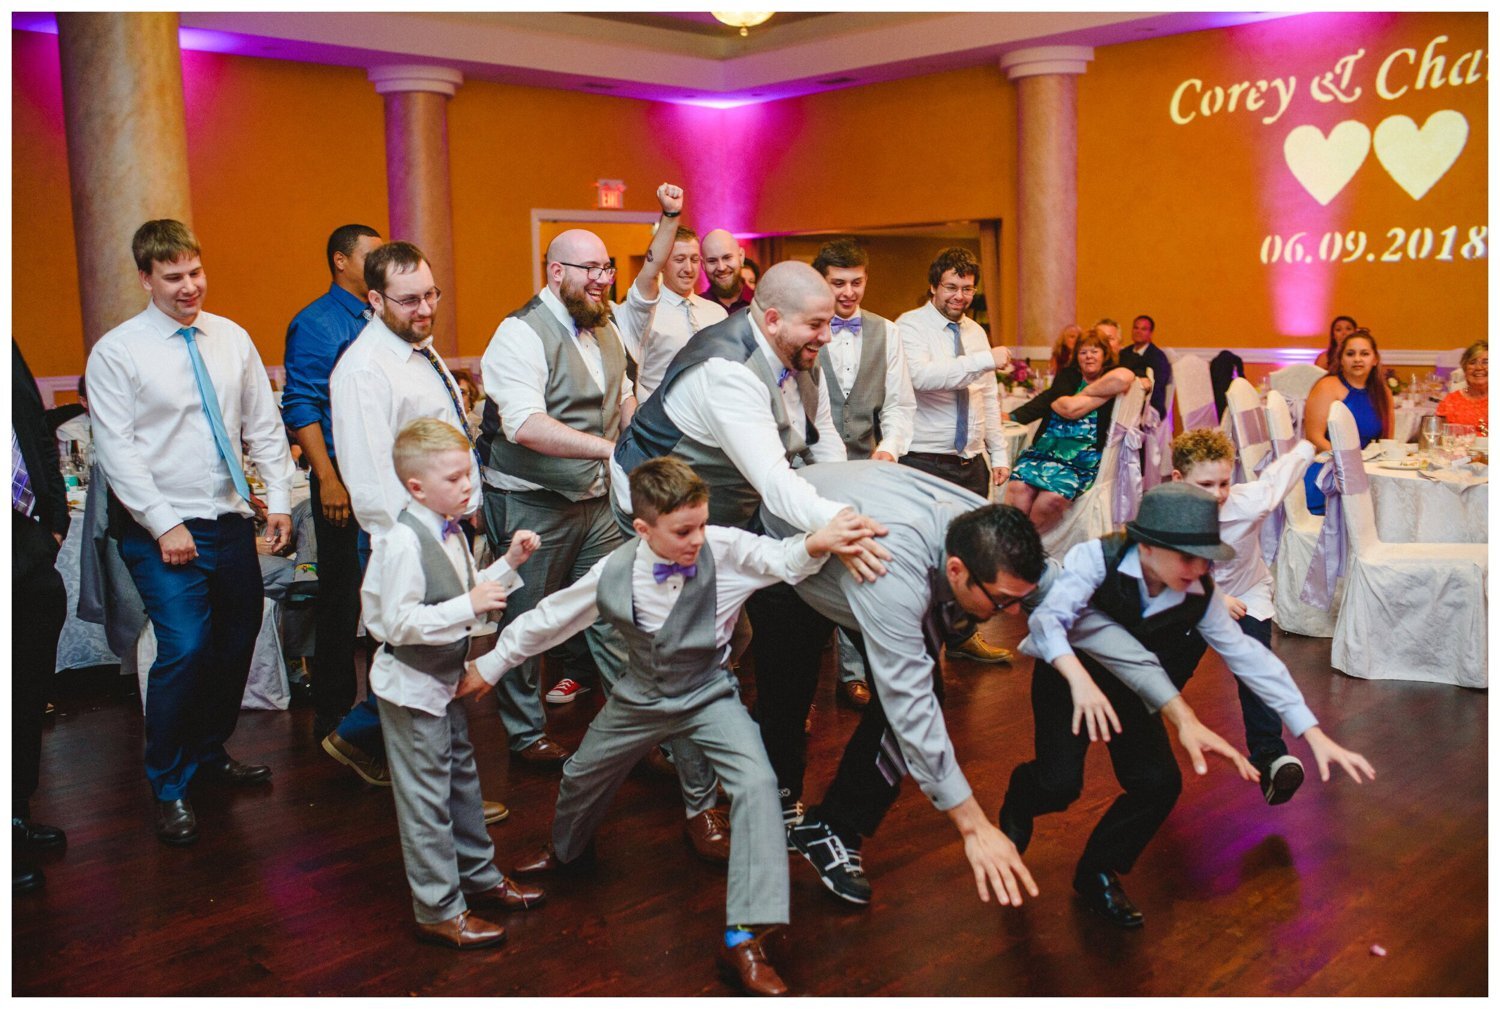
[[1283, 121, 1370, 206], [1373, 111, 1468, 201]]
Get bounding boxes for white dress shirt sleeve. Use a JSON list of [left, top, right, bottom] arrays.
[[1195, 586, 1318, 736], [362, 525, 479, 648], [85, 342, 181, 539], [876, 331, 917, 458], [713, 526, 824, 597], [981, 365, 1007, 468], [900, 316, 1001, 392], [236, 336, 296, 516], [1026, 540, 1109, 662], [614, 285, 659, 366], [807, 375, 848, 463], [1236, 441, 1316, 520], [482, 316, 551, 438], [473, 557, 608, 684], [665, 359, 849, 532], [330, 363, 406, 534]]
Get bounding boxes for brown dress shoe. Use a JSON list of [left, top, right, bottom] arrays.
[[414, 910, 507, 950], [321, 731, 391, 787], [684, 807, 731, 864], [839, 680, 872, 709], [482, 800, 510, 825], [717, 937, 789, 996], [512, 737, 572, 767], [512, 841, 597, 877], [465, 874, 546, 912]]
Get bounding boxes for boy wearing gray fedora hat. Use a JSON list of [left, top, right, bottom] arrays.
[[1000, 483, 1374, 928]]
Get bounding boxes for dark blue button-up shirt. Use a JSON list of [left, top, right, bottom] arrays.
[[281, 283, 370, 458]]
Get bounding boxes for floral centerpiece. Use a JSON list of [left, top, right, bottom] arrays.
[[1385, 369, 1406, 396], [998, 358, 1035, 393]]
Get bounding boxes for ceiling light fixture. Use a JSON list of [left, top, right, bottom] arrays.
[[711, 11, 774, 37]]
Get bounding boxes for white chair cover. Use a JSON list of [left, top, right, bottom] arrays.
[[1041, 381, 1147, 557], [1225, 377, 1271, 483], [1269, 390, 1339, 637], [1267, 364, 1327, 438], [1173, 353, 1217, 430], [1326, 402, 1488, 686]]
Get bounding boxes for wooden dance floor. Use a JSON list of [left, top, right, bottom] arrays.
[[14, 609, 1487, 996]]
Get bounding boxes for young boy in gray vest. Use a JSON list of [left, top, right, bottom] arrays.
[[363, 418, 547, 950], [1002, 483, 1374, 929], [459, 456, 869, 996]]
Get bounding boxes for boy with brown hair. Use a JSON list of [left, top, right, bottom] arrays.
[[1170, 426, 1317, 803], [460, 457, 869, 995], [364, 418, 545, 949]]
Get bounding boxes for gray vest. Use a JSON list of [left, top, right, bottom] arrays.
[[594, 538, 734, 702], [818, 310, 888, 460], [481, 295, 626, 495], [382, 510, 475, 680]]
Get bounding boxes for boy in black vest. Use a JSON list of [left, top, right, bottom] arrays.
[[1001, 483, 1374, 927], [460, 457, 868, 996], [364, 419, 547, 949]]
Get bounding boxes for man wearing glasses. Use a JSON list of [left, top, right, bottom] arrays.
[[475, 227, 644, 782], [758, 460, 1040, 910]]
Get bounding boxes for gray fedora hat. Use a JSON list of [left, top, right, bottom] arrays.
[[1124, 483, 1236, 562]]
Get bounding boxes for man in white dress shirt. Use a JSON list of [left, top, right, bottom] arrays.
[[615, 212, 728, 404], [613, 261, 892, 831], [811, 238, 916, 709], [476, 227, 640, 766], [896, 247, 1015, 664], [88, 219, 294, 845], [327, 241, 506, 823]]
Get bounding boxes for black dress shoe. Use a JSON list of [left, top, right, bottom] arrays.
[[196, 757, 272, 785], [14, 863, 45, 894], [13, 817, 67, 851], [997, 802, 1032, 855], [155, 798, 199, 846], [1073, 869, 1144, 928]]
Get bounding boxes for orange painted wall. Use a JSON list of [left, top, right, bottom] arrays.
[[1076, 11, 1487, 356], [13, 12, 1485, 382]]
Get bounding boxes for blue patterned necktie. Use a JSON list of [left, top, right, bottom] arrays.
[[415, 344, 468, 434], [653, 561, 697, 583], [830, 315, 862, 335], [177, 327, 252, 503], [12, 430, 35, 517], [947, 321, 969, 454]]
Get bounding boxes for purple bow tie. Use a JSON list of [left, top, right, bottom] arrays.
[[441, 518, 463, 540], [776, 367, 793, 388], [830, 315, 862, 335], [653, 561, 697, 583]]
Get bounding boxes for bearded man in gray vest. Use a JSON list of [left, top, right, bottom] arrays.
[[812, 239, 916, 711], [477, 228, 639, 772], [613, 261, 894, 837]]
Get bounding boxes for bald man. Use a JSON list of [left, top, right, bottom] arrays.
[[478, 228, 642, 773], [614, 260, 894, 836], [700, 230, 752, 315]]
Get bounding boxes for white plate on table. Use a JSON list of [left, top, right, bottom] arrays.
[[1376, 458, 1427, 470]]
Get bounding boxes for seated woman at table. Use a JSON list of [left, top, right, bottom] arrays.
[[1302, 328, 1392, 515], [1005, 329, 1134, 532], [1313, 314, 1358, 370], [1049, 323, 1082, 375], [1436, 340, 1488, 430]]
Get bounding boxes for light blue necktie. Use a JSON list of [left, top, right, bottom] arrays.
[[177, 327, 252, 503], [947, 321, 968, 454]]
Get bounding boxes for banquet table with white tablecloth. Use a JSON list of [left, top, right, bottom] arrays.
[[1366, 460, 1488, 544]]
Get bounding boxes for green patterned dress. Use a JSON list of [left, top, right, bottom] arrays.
[[1011, 385, 1103, 500]]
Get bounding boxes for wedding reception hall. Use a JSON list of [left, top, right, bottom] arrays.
[[9, 9, 1486, 997]]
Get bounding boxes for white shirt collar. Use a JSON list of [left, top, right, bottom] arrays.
[[747, 314, 789, 378], [143, 300, 200, 339], [1119, 543, 1206, 600], [367, 313, 433, 359], [406, 500, 452, 540], [539, 286, 577, 332], [920, 300, 966, 330], [659, 287, 693, 309]]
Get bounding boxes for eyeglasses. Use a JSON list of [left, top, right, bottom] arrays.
[[969, 575, 1024, 612], [938, 282, 977, 297], [380, 287, 442, 311], [557, 262, 618, 282]]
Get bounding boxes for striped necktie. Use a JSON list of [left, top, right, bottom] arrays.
[[12, 429, 35, 517]]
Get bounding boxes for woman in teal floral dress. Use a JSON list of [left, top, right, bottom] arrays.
[[1005, 330, 1119, 533]]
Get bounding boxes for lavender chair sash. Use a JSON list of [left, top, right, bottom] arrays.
[[1109, 420, 1144, 524], [1298, 447, 1370, 609], [1285, 396, 1307, 437], [1234, 407, 1271, 484], [1182, 402, 1219, 431], [1139, 405, 1166, 491], [1258, 434, 1299, 562]]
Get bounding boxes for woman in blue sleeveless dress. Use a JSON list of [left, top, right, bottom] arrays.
[[1301, 329, 1392, 515]]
